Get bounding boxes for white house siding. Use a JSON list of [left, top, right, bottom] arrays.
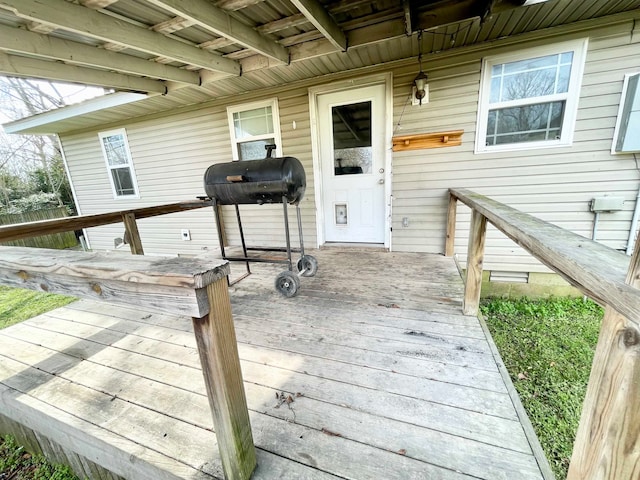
[[61, 90, 317, 256], [61, 20, 640, 275], [390, 20, 640, 272]]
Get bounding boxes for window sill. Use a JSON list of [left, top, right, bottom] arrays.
[[474, 139, 573, 155]]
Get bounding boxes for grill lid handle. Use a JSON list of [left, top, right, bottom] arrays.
[[226, 175, 245, 182]]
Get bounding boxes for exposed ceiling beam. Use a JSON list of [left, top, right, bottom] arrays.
[[240, 0, 530, 72], [290, 0, 347, 51], [103, 43, 128, 52], [215, 0, 264, 10], [151, 16, 196, 34], [80, 0, 119, 7], [199, 37, 235, 51], [327, 0, 373, 15], [0, 26, 200, 85], [0, 52, 167, 93], [0, 0, 241, 75], [26, 22, 55, 34], [403, 0, 413, 36], [145, 0, 290, 64], [197, 13, 311, 52], [256, 13, 309, 35]]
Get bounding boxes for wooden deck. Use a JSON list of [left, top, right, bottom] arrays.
[[0, 249, 550, 480]]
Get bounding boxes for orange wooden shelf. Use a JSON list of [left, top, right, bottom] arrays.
[[392, 130, 463, 151]]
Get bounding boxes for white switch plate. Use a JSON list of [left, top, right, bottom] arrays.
[[181, 229, 191, 241]]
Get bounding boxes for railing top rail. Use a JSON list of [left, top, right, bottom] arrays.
[[0, 199, 214, 243], [449, 188, 638, 324], [0, 246, 229, 318]]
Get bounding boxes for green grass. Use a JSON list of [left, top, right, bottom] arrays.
[[481, 297, 604, 480], [0, 285, 76, 329], [1, 434, 79, 480], [1, 287, 78, 478]]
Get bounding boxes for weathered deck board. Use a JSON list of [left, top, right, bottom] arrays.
[[1, 315, 523, 446], [51, 302, 508, 394], [0, 249, 548, 480]]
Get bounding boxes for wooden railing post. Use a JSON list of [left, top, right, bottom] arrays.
[[215, 203, 228, 248], [463, 210, 486, 316], [445, 192, 457, 256], [568, 241, 640, 480], [122, 212, 144, 255], [192, 277, 256, 480], [0, 247, 254, 478]]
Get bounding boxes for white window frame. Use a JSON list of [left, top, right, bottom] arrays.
[[611, 72, 640, 154], [98, 128, 140, 199], [226, 98, 283, 161], [475, 39, 588, 154]]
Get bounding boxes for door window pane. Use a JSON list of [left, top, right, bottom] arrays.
[[332, 101, 372, 175]]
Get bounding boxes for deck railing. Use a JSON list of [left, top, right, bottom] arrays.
[[0, 199, 217, 254], [0, 200, 256, 480], [447, 188, 640, 480]]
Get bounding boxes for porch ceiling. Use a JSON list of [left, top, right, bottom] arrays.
[[1, 0, 639, 134]]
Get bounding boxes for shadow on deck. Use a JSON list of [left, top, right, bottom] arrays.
[[0, 249, 549, 480]]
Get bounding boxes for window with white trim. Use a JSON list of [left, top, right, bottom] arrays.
[[227, 99, 282, 161], [612, 72, 640, 153], [475, 39, 588, 153], [98, 128, 139, 198]]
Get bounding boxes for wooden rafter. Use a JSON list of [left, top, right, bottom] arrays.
[[403, 0, 413, 35], [80, 0, 119, 8], [0, 51, 167, 93], [198, 37, 235, 51], [0, 0, 241, 75], [103, 43, 128, 52], [256, 13, 309, 35], [328, 0, 374, 15], [146, 0, 290, 64], [290, 0, 347, 51], [240, 0, 530, 72], [0, 25, 200, 85], [151, 17, 196, 34], [26, 22, 55, 34], [215, 0, 264, 10]]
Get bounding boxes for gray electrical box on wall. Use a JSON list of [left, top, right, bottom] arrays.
[[590, 197, 624, 213], [612, 72, 640, 153]]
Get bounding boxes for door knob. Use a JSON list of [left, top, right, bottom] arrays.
[[379, 168, 384, 173]]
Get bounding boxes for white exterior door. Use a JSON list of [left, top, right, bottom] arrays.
[[318, 84, 386, 243]]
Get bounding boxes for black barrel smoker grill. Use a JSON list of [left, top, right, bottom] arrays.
[[203, 148, 317, 297]]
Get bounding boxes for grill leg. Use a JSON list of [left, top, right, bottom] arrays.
[[213, 199, 227, 259], [296, 204, 305, 258], [283, 197, 293, 271], [235, 204, 251, 276]]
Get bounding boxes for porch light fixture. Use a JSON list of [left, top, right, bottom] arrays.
[[413, 30, 428, 106], [414, 70, 428, 105]]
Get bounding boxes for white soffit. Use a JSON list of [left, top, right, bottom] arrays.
[[2, 92, 148, 135]]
